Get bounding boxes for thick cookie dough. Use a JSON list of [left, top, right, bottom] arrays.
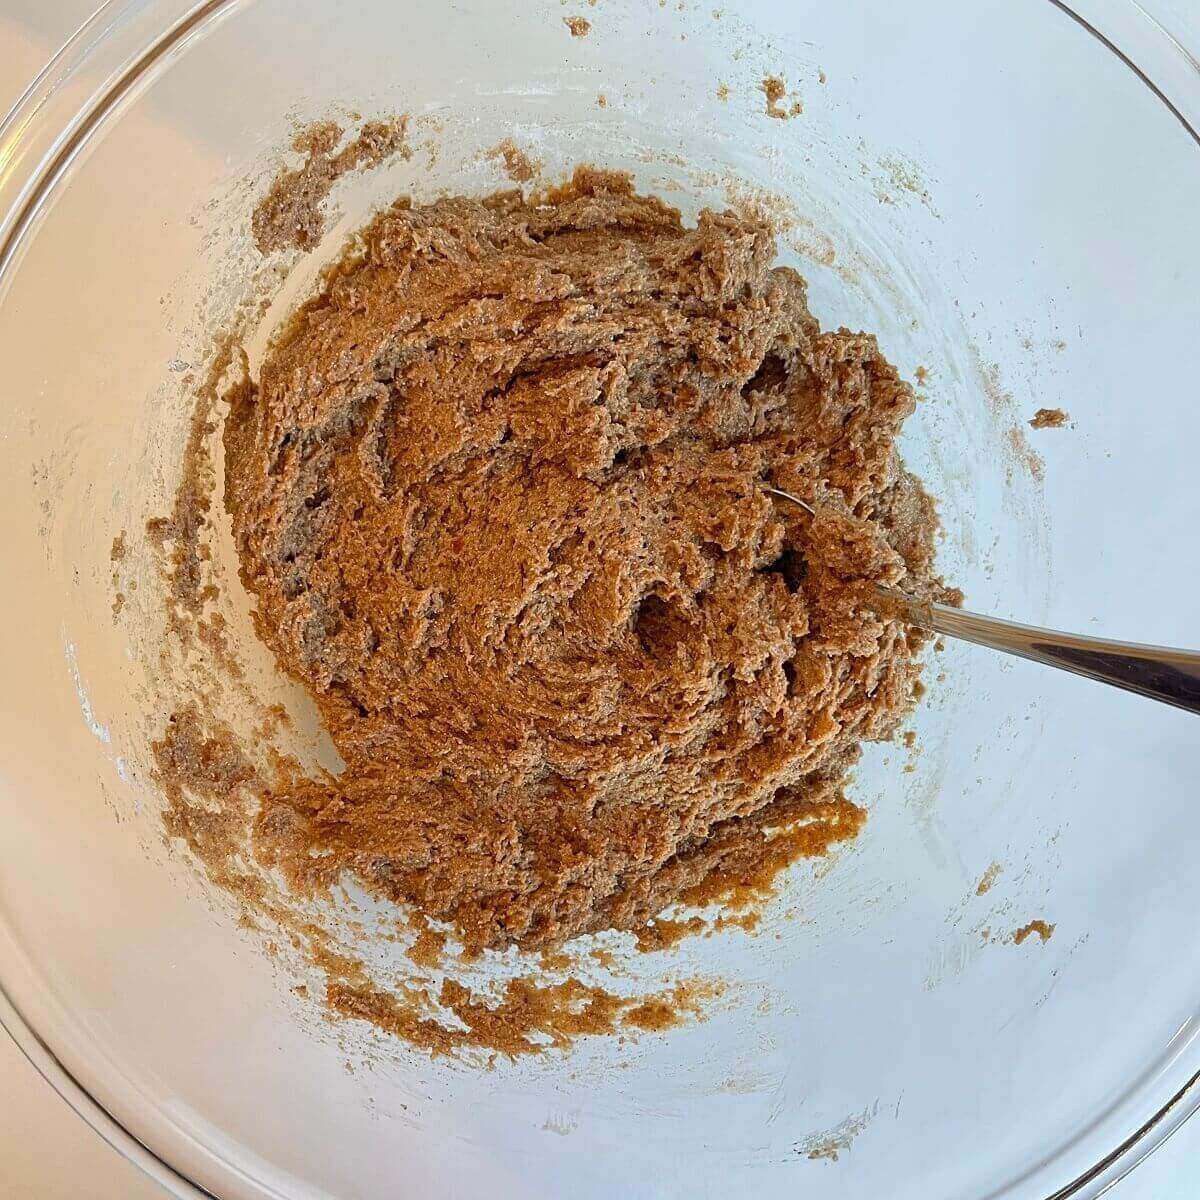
[[226, 167, 948, 952]]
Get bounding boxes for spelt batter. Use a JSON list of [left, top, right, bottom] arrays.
[[225, 167, 950, 953]]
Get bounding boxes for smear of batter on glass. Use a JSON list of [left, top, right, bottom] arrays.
[[488, 138, 542, 183], [761, 75, 801, 119], [975, 862, 1001, 895], [1013, 919, 1055, 945], [251, 117, 410, 254], [1029, 407, 1069, 429]]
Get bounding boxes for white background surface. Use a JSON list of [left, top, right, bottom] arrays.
[[0, 3, 1197, 1198]]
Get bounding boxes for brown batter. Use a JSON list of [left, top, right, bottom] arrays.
[[225, 167, 950, 954], [1029, 407, 1069, 429], [761, 76, 801, 120]]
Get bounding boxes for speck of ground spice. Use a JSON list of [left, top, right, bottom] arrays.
[[564, 15, 591, 35]]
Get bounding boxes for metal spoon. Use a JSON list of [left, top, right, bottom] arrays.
[[764, 486, 1200, 716]]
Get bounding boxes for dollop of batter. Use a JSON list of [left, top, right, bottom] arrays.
[[225, 168, 949, 952]]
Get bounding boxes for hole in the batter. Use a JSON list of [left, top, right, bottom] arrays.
[[268, 431, 295, 476], [760, 547, 807, 593], [783, 659, 798, 697], [742, 352, 788, 397], [633, 594, 688, 655]]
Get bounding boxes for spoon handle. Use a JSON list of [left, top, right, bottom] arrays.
[[763, 488, 1200, 714], [879, 587, 1200, 716]]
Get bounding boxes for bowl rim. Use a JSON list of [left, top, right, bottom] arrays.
[[1, 1, 1199, 1197]]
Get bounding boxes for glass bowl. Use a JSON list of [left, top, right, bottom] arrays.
[[2, 2, 1200, 1197]]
